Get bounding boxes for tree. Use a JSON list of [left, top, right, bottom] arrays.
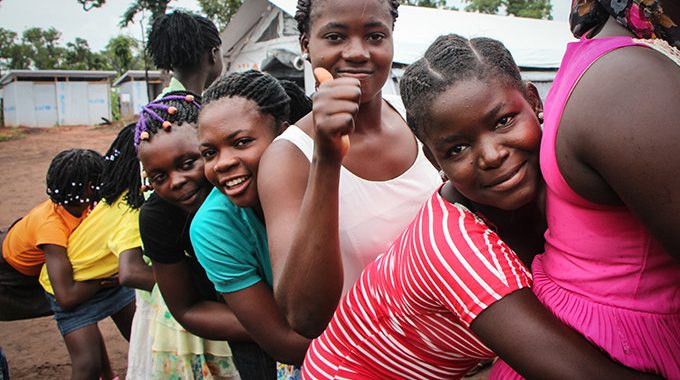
[[464, 0, 502, 14], [105, 35, 144, 75], [62, 37, 111, 70], [22, 27, 65, 69], [400, 0, 452, 9], [76, 0, 175, 26], [465, 0, 552, 19], [0, 28, 31, 70], [506, 0, 552, 20], [197, 0, 243, 31]]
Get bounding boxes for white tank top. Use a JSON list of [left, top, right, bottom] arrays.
[[274, 97, 441, 294]]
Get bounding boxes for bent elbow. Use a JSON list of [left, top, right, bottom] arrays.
[[289, 312, 330, 339]]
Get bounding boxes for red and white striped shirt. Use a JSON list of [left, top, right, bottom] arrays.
[[302, 188, 532, 379]]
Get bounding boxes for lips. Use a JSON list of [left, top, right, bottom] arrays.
[[177, 188, 199, 202], [485, 161, 527, 192], [336, 70, 373, 80], [219, 175, 252, 198]]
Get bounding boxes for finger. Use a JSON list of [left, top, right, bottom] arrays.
[[314, 67, 334, 84]]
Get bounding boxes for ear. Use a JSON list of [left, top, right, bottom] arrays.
[[276, 121, 290, 136], [209, 47, 219, 64], [299, 34, 310, 60], [524, 81, 543, 116]]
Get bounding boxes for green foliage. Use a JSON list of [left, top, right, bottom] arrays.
[[76, 0, 106, 11], [120, 0, 173, 27], [197, 0, 243, 30], [464, 0, 502, 14], [105, 35, 144, 75], [465, 0, 552, 18], [110, 88, 121, 121], [506, 0, 552, 20], [0, 26, 145, 73], [399, 0, 452, 9]]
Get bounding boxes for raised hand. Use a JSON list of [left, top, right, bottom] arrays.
[[312, 67, 359, 160]]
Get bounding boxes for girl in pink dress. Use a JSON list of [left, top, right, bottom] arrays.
[[491, 1, 680, 378]]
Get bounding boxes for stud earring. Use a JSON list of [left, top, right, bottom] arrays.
[[538, 111, 544, 124], [302, 52, 309, 61]]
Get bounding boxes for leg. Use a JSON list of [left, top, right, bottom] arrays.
[[110, 300, 135, 341], [98, 330, 115, 380], [62, 324, 105, 380]]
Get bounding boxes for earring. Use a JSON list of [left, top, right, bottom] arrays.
[[302, 52, 309, 61], [537, 112, 544, 124]]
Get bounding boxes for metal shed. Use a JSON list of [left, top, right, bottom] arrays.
[[0, 70, 117, 128], [112, 70, 163, 120]]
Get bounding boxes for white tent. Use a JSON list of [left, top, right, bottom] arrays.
[[221, 0, 577, 96]]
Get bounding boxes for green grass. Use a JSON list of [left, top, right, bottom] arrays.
[[0, 127, 27, 142]]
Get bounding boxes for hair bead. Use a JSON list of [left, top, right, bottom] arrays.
[[162, 121, 172, 130], [185, 94, 195, 102], [168, 106, 177, 115], [140, 131, 150, 141]]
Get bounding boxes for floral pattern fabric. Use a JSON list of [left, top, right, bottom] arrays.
[[570, 0, 680, 47]]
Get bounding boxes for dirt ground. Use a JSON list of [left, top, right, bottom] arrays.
[[0, 124, 128, 379]]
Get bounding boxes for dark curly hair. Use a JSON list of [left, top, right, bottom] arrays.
[[400, 34, 524, 140], [295, 0, 400, 35], [45, 149, 104, 207], [99, 124, 144, 209], [202, 69, 311, 127], [147, 10, 221, 71]]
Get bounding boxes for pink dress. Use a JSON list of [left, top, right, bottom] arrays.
[[491, 36, 680, 379]]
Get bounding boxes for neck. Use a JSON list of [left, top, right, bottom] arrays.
[[354, 91, 384, 134], [174, 70, 207, 95], [589, 16, 635, 39]]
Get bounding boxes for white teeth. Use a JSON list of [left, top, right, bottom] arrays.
[[226, 177, 247, 188]]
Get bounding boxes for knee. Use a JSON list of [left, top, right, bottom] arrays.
[[70, 353, 102, 380]]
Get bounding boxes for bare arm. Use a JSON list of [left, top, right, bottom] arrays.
[[562, 46, 680, 259], [471, 288, 661, 379], [259, 78, 361, 338], [42, 243, 102, 310], [118, 248, 154, 291], [222, 281, 311, 365], [152, 260, 250, 341]]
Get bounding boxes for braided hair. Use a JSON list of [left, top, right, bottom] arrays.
[[400, 34, 524, 140], [99, 124, 144, 209], [295, 0, 400, 35], [45, 149, 104, 207], [202, 70, 311, 127], [148, 10, 222, 71], [134, 91, 202, 148]]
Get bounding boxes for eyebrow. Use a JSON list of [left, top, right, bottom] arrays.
[[318, 20, 389, 33]]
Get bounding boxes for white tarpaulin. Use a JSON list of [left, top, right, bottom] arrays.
[[268, 0, 575, 68]]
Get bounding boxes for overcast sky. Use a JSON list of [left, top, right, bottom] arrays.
[[0, 0, 571, 52]]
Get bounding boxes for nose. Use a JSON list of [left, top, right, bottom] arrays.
[[477, 136, 508, 170], [343, 38, 369, 63], [169, 172, 188, 191], [213, 151, 239, 174]]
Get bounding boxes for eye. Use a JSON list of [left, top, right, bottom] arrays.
[[495, 114, 515, 130], [324, 33, 344, 42], [448, 144, 469, 157], [149, 173, 167, 185], [367, 33, 386, 42], [180, 158, 196, 171], [234, 137, 254, 148], [201, 148, 216, 161]]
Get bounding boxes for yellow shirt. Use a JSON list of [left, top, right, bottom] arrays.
[[40, 194, 141, 294]]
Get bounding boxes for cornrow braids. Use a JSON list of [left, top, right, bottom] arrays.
[[202, 70, 311, 127], [400, 34, 524, 140], [295, 0, 400, 35], [46, 149, 104, 208], [134, 90, 202, 149], [99, 124, 144, 209], [147, 10, 222, 71]]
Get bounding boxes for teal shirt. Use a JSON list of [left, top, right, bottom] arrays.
[[190, 188, 273, 293]]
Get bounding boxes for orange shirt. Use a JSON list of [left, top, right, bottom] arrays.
[[2, 199, 85, 276]]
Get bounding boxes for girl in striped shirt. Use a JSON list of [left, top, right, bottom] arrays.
[[301, 34, 658, 380]]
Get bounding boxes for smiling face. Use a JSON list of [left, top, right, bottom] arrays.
[[301, 0, 394, 103], [198, 96, 280, 211], [137, 123, 210, 214], [422, 78, 542, 211]]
